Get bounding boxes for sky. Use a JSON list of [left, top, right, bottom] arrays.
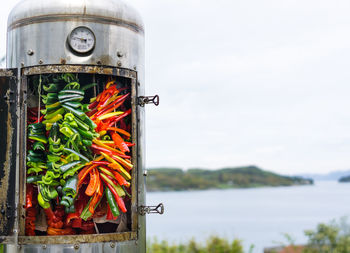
[[1, 0, 350, 175]]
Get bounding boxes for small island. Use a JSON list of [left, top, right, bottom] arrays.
[[339, 175, 350, 183], [146, 166, 313, 192]]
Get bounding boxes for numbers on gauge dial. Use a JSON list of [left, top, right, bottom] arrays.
[[69, 27, 95, 53]]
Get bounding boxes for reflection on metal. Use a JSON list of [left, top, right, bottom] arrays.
[[0, 70, 18, 244], [139, 203, 164, 216], [138, 95, 160, 107]]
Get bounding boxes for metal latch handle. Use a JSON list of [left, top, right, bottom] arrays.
[[138, 95, 159, 107], [139, 203, 164, 216]]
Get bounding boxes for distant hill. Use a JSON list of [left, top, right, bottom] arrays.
[[298, 170, 350, 181], [339, 175, 350, 183], [146, 166, 313, 192]]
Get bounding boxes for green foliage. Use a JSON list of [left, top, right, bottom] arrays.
[[146, 166, 313, 191], [147, 236, 244, 253], [303, 219, 350, 253]]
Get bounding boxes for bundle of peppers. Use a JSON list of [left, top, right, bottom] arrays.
[[25, 74, 133, 235]]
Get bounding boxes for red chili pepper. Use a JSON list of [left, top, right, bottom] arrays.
[[125, 142, 135, 147], [88, 100, 99, 110], [85, 168, 99, 196], [107, 127, 131, 138], [90, 144, 131, 159], [78, 164, 98, 187], [47, 227, 75, 235], [103, 181, 127, 213], [86, 108, 98, 117], [88, 178, 103, 214], [106, 205, 118, 220], [80, 220, 95, 231], [111, 132, 129, 153], [99, 165, 130, 187], [94, 93, 129, 118], [107, 109, 131, 128], [91, 161, 110, 165], [26, 184, 34, 208], [65, 213, 80, 226]]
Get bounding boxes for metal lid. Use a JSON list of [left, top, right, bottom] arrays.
[[8, 0, 144, 32]]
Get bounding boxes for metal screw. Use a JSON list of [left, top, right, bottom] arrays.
[[42, 244, 47, 250], [110, 242, 115, 248], [117, 51, 123, 57], [74, 244, 79, 250], [27, 49, 34, 56], [143, 170, 148, 176], [117, 61, 122, 67], [133, 65, 137, 70], [38, 59, 43, 64]]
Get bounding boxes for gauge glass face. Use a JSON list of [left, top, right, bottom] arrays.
[[69, 27, 95, 54]]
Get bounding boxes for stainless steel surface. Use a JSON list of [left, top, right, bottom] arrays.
[[6, 0, 145, 83]]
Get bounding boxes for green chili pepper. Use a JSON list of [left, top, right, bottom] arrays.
[[27, 155, 44, 163], [62, 74, 76, 83], [80, 114, 97, 130], [81, 104, 90, 112], [63, 164, 84, 179], [49, 144, 64, 154], [60, 126, 74, 137], [33, 142, 45, 151], [42, 93, 58, 105], [28, 134, 48, 144], [63, 101, 81, 108], [82, 140, 92, 146], [38, 192, 50, 209], [59, 96, 84, 103], [46, 101, 61, 110], [26, 175, 42, 183], [27, 167, 43, 174], [60, 161, 81, 173], [74, 117, 90, 131], [61, 104, 85, 117], [42, 114, 63, 124], [81, 83, 97, 91], [76, 128, 94, 140], [47, 154, 61, 163], [27, 161, 47, 169], [59, 89, 84, 96], [106, 187, 120, 217], [43, 83, 59, 92], [63, 81, 80, 90], [44, 107, 65, 120], [63, 148, 89, 163]]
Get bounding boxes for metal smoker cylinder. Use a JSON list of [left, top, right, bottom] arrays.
[[0, 0, 162, 252]]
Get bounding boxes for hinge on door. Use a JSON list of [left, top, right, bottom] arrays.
[[139, 203, 164, 216], [3, 90, 15, 104], [138, 95, 159, 107]]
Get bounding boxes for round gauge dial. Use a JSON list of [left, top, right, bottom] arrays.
[[68, 27, 96, 54]]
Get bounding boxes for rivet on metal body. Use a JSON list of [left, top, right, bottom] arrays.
[[110, 242, 115, 248], [117, 61, 122, 67], [117, 51, 123, 57], [38, 59, 43, 64], [143, 170, 148, 176], [42, 245, 47, 250], [74, 244, 80, 250], [27, 49, 34, 56]]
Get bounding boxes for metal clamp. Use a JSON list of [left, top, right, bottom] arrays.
[[139, 203, 164, 216], [138, 95, 159, 107]]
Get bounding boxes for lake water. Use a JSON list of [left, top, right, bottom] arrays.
[[146, 181, 350, 253]]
